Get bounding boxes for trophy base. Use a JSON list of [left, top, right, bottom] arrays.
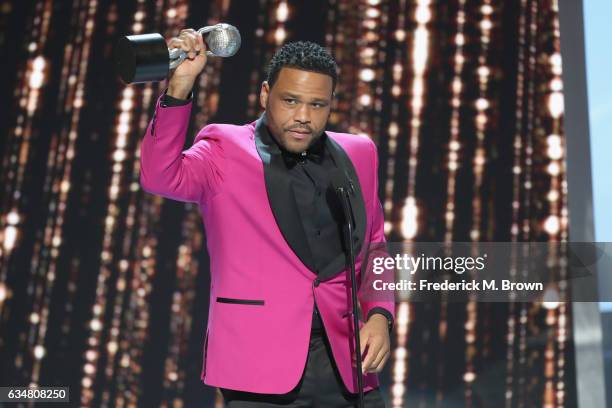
[[114, 33, 169, 84]]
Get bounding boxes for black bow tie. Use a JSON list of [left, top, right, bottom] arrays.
[[281, 148, 324, 167], [280, 135, 326, 168]]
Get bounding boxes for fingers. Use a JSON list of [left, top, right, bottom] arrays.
[[355, 335, 390, 374], [368, 345, 390, 373], [197, 31, 207, 53], [351, 344, 368, 366], [182, 29, 200, 59], [361, 336, 380, 372], [359, 332, 369, 361], [351, 330, 369, 367], [168, 28, 202, 59]]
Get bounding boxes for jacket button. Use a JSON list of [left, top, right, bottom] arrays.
[[314, 278, 320, 287]]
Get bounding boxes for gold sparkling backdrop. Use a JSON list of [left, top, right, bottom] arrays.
[[0, 0, 576, 406]]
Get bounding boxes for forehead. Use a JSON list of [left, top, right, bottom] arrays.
[[272, 67, 333, 98]]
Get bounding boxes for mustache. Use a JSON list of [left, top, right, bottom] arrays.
[[286, 125, 313, 133]]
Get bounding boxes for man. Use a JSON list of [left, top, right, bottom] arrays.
[[140, 29, 395, 407]]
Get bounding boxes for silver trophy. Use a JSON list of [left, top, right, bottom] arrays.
[[115, 23, 241, 84]]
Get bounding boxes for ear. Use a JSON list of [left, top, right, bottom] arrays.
[[259, 81, 270, 110]]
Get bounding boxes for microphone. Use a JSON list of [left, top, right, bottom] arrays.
[[330, 169, 355, 230], [115, 23, 241, 84], [330, 169, 365, 408]]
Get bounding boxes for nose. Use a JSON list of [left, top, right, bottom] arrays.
[[293, 103, 311, 124]]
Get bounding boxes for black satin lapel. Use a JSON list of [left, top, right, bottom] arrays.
[[254, 114, 317, 273], [321, 135, 367, 281]]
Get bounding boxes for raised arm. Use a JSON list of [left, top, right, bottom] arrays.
[[139, 28, 224, 203]]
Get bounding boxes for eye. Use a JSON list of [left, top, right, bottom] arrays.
[[311, 103, 324, 108], [284, 98, 297, 105]]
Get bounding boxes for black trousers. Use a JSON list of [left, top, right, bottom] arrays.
[[220, 329, 386, 407]]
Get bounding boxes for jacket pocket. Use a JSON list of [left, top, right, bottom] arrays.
[[216, 297, 265, 306]]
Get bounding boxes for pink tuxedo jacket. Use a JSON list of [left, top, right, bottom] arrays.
[[140, 93, 395, 394]]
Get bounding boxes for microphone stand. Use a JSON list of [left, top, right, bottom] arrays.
[[336, 186, 365, 408]]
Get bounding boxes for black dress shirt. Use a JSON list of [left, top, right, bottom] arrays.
[[160, 91, 393, 333]]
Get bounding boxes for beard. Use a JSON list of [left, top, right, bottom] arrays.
[[264, 113, 324, 154]]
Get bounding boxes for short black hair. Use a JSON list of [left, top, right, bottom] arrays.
[[266, 41, 338, 92]]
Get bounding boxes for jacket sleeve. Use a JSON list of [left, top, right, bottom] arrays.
[[358, 139, 396, 332], [139, 92, 225, 203]]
